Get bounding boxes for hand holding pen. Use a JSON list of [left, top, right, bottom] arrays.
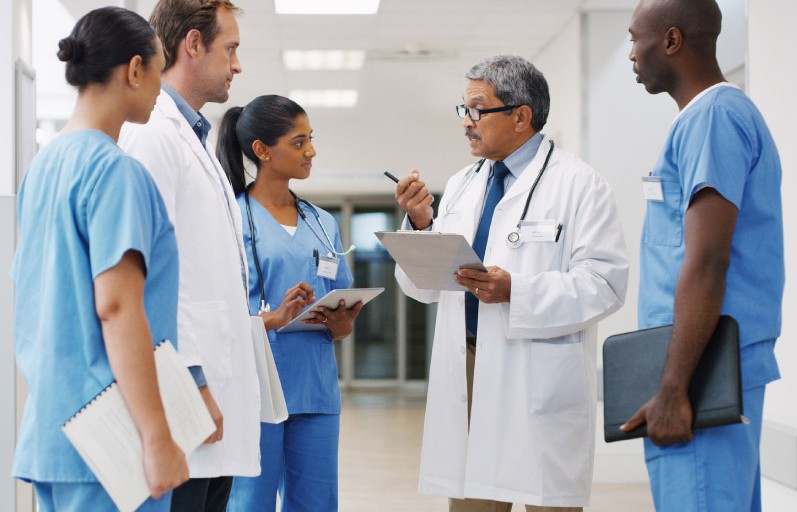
[[386, 170, 434, 230], [260, 281, 315, 331]]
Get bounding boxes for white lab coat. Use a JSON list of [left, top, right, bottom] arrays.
[[396, 137, 628, 507], [119, 92, 261, 478]]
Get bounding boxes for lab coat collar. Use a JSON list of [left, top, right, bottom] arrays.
[[498, 135, 558, 206]]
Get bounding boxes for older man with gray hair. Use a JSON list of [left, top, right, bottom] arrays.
[[391, 55, 629, 511]]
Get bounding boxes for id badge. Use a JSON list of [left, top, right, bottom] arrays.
[[317, 254, 339, 279], [519, 219, 558, 242], [642, 176, 664, 201]]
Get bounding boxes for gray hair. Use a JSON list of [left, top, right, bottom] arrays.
[[465, 55, 550, 132]]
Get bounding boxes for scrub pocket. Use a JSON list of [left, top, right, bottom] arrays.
[[643, 179, 683, 247]]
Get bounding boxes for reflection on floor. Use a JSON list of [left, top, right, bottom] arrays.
[[339, 389, 655, 512]]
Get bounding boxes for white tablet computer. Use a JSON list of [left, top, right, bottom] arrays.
[[276, 287, 385, 333]]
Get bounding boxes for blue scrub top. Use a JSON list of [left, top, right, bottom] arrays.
[[639, 85, 784, 388], [11, 130, 179, 482], [239, 195, 353, 415]]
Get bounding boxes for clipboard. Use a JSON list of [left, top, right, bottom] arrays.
[[276, 287, 385, 333], [602, 315, 744, 443], [374, 231, 485, 291]]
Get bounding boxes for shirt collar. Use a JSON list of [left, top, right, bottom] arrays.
[[162, 84, 211, 147], [492, 132, 544, 179]]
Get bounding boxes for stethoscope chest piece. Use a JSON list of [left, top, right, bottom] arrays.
[[506, 231, 522, 249]]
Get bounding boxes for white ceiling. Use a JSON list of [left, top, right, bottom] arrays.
[[48, 0, 638, 193], [55, 0, 638, 120]]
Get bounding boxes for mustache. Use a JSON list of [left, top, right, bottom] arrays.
[[465, 129, 481, 140]]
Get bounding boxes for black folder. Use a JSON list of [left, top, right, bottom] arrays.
[[603, 315, 743, 443]]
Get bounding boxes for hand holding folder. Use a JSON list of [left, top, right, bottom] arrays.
[[603, 315, 744, 443]]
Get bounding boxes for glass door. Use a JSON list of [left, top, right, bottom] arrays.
[[308, 196, 434, 388]]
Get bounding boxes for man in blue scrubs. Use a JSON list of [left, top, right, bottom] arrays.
[[623, 1, 784, 511]]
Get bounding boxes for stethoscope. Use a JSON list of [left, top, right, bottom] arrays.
[[505, 139, 555, 249], [244, 188, 355, 314], [443, 139, 555, 249]]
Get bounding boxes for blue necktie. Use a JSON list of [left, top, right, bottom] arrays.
[[465, 161, 510, 338]]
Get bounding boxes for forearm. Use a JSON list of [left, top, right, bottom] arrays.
[[659, 258, 727, 393], [103, 307, 173, 445], [96, 251, 173, 447]]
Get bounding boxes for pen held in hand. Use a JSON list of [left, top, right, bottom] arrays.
[[384, 171, 399, 183]]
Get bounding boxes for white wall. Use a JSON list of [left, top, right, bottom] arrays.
[[533, 14, 582, 157], [749, 0, 797, 436], [1, 0, 33, 510], [582, 9, 675, 348]]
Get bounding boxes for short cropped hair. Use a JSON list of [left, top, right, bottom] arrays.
[[465, 55, 550, 132], [149, 0, 239, 71]]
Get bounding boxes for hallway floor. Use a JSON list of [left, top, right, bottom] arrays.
[[339, 389, 655, 512]]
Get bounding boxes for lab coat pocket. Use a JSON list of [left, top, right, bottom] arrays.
[[528, 337, 587, 415], [643, 179, 683, 247], [189, 300, 233, 382]]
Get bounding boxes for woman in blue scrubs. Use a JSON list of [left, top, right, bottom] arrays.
[[217, 95, 362, 512], [11, 7, 188, 511]]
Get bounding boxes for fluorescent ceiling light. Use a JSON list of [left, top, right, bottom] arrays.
[[289, 89, 359, 108], [275, 0, 380, 15], [283, 50, 366, 70]]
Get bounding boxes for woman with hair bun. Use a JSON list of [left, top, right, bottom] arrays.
[[217, 95, 362, 512], [11, 6, 188, 511]]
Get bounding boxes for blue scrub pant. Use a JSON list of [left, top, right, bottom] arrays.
[[227, 414, 340, 512], [644, 384, 766, 512], [33, 481, 171, 512]]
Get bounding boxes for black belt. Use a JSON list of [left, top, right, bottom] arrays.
[[466, 335, 477, 348]]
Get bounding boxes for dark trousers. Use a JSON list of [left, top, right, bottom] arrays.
[[170, 476, 233, 512]]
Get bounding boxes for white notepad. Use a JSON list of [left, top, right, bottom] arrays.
[[61, 341, 215, 512], [277, 288, 385, 333], [374, 231, 485, 291]]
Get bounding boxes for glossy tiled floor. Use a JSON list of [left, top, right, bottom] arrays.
[[339, 389, 655, 512]]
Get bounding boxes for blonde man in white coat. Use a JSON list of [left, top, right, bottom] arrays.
[[119, 1, 260, 511], [393, 55, 629, 511]]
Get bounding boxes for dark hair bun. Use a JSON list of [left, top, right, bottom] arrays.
[[57, 36, 84, 63]]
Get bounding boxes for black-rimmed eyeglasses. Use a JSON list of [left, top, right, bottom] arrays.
[[456, 104, 519, 121]]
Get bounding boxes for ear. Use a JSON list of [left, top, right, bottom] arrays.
[[514, 104, 534, 134], [663, 26, 683, 56], [183, 28, 204, 60], [126, 55, 144, 89], [252, 140, 271, 163]]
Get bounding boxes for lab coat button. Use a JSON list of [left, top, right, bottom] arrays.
[[461, 395, 467, 404], [460, 346, 466, 355]]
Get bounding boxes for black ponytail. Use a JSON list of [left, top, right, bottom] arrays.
[[216, 96, 307, 195], [217, 106, 247, 195]]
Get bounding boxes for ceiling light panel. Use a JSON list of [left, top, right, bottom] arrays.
[[283, 50, 366, 70], [275, 0, 381, 15], [289, 89, 359, 108]]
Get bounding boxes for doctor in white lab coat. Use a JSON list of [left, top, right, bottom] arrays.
[[119, 3, 260, 511], [394, 55, 628, 511]]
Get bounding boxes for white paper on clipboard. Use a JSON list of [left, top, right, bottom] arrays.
[[374, 231, 485, 291], [276, 287, 385, 333]]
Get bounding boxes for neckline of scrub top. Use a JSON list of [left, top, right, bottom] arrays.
[[673, 82, 740, 124]]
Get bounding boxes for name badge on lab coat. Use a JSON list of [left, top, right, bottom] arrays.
[[641, 176, 664, 202], [519, 219, 558, 242], [317, 254, 339, 279]]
